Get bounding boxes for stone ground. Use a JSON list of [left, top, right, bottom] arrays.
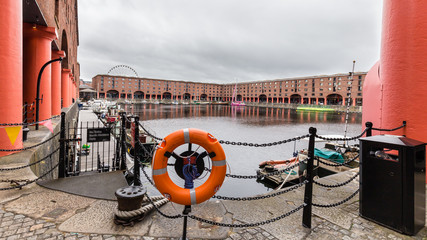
[[1, 170, 427, 239]]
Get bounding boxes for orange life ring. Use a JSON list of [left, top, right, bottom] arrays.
[[152, 128, 226, 205]]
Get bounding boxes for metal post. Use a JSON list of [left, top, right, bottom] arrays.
[[115, 136, 121, 170], [23, 102, 29, 142], [120, 112, 127, 170], [59, 112, 66, 178], [181, 205, 191, 240], [35, 57, 62, 130], [365, 122, 373, 137], [133, 116, 141, 186], [302, 127, 317, 228]]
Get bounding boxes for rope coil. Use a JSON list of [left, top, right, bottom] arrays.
[[114, 196, 168, 220]]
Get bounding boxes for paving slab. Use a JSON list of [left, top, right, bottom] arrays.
[[222, 188, 310, 240], [37, 170, 129, 200], [149, 200, 231, 239], [58, 200, 152, 236], [310, 171, 360, 230], [4, 188, 96, 223]]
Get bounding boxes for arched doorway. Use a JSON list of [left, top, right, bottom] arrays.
[[61, 30, 68, 69], [183, 93, 191, 100], [162, 92, 172, 99], [134, 91, 144, 99], [259, 94, 267, 102], [200, 94, 207, 101], [290, 94, 301, 104], [236, 94, 243, 101], [327, 94, 343, 105], [107, 90, 119, 99]]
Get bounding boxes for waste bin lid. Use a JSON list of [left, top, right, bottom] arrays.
[[360, 135, 426, 147]]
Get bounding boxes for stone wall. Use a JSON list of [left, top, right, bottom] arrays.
[[29, 102, 78, 179]]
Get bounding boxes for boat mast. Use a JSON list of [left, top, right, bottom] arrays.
[[232, 82, 237, 102], [343, 60, 356, 146]]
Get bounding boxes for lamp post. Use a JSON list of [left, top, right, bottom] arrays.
[[35, 57, 63, 130]]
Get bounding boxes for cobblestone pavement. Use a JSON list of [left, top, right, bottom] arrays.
[[0, 205, 279, 240]]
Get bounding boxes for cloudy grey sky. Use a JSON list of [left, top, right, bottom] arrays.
[[78, 0, 383, 83]]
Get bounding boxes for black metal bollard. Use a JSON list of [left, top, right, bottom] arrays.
[[115, 186, 146, 211], [58, 112, 66, 178], [115, 136, 121, 170], [365, 122, 373, 137], [22, 102, 29, 142], [133, 116, 141, 186], [302, 127, 316, 228], [120, 112, 127, 170]]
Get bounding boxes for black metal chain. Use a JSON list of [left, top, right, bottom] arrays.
[[141, 165, 155, 186], [219, 134, 310, 148], [144, 193, 183, 219], [222, 160, 304, 179], [0, 163, 59, 191], [315, 128, 367, 141], [137, 122, 163, 141], [312, 189, 359, 208], [123, 114, 132, 123], [372, 122, 406, 132], [0, 115, 60, 126], [0, 148, 59, 171], [316, 154, 359, 167], [188, 203, 305, 228], [0, 132, 60, 152], [213, 180, 307, 201], [314, 172, 359, 188]]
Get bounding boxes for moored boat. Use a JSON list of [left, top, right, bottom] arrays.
[[257, 142, 359, 189]]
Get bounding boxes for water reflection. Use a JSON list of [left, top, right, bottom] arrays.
[[125, 104, 361, 126], [124, 104, 362, 197]]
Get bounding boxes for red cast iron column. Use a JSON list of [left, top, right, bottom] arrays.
[[0, 0, 23, 156], [23, 23, 57, 121]]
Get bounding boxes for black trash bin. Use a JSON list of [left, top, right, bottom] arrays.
[[359, 135, 426, 235]]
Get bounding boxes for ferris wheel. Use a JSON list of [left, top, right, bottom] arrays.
[[107, 65, 139, 77]]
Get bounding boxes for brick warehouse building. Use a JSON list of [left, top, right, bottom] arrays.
[[92, 72, 366, 106], [0, 0, 79, 155]]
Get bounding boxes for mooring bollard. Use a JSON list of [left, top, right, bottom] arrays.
[[115, 185, 146, 211]]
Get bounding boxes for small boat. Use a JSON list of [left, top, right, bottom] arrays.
[[257, 157, 301, 188], [231, 101, 246, 106], [257, 143, 359, 189], [212, 101, 228, 105], [296, 106, 335, 112]]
